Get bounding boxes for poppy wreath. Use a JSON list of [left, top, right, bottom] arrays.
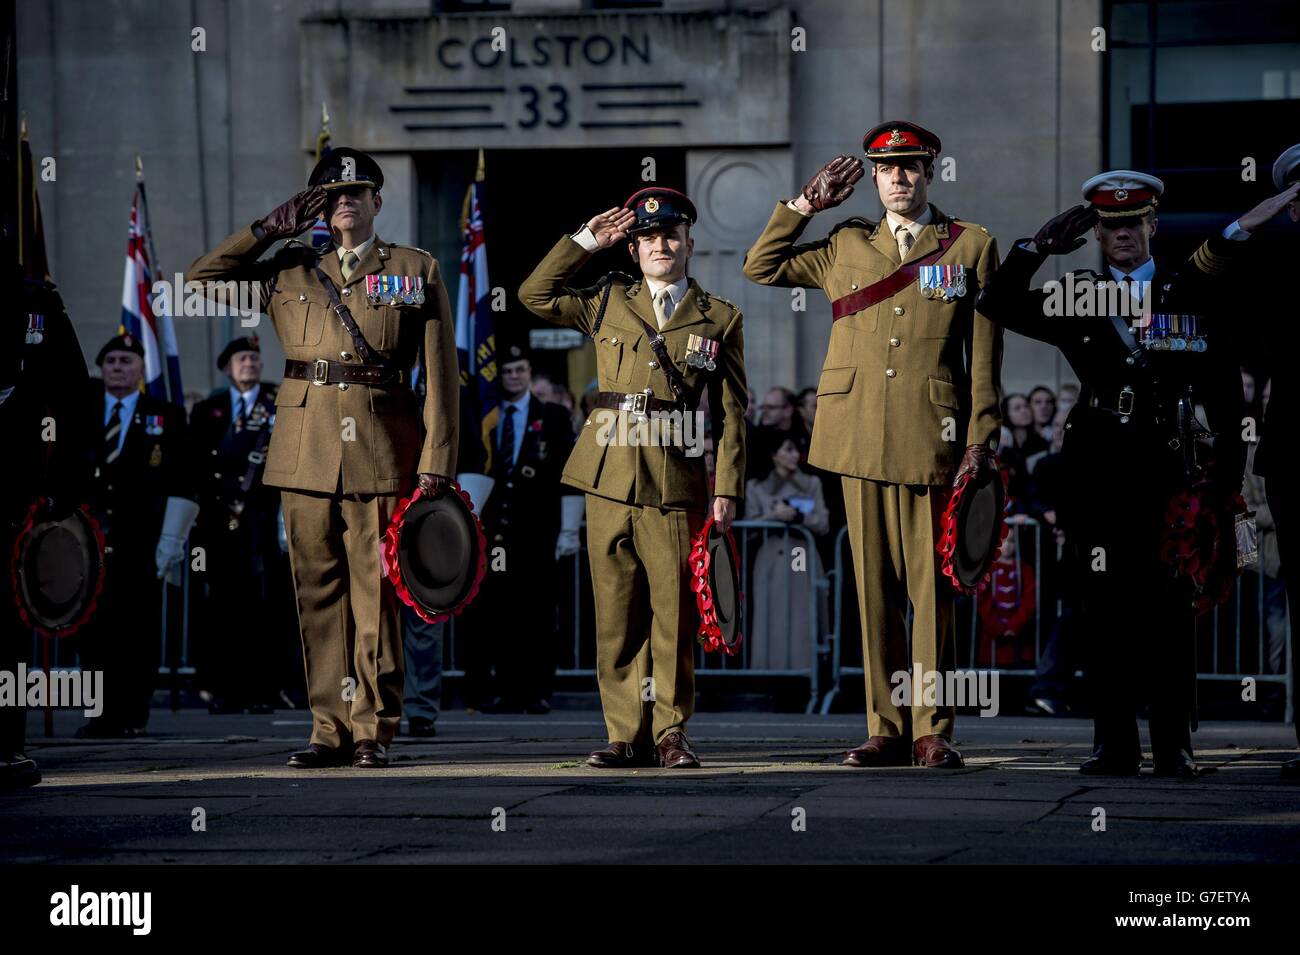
[[937, 461, 1012, 596], [381, 480, 488, 625], [11, 497, 106, 638], [1160, 486, 1244, 615], [689, 515, 743, 656]]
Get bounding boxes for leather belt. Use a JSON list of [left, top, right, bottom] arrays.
[[285, 358, 405, 387], [1088, 385, 1137, 418], [593, 391, 690, 416]]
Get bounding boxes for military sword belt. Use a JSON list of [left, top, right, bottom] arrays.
[[593, 391, 692, 416], [285, 358, 405, 387], [1088, 386, 1139, 418]]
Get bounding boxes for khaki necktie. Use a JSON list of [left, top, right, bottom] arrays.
[[653, 287, 674, 330], [341, 250, 361, 281], [895, 224, 915, 260]]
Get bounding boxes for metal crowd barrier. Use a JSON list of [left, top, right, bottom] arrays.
[[39, 513, 1291, 724]]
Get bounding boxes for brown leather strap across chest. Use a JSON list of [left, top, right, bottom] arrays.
[[285, 358, 406, 387], [830, 223, 965, 321]]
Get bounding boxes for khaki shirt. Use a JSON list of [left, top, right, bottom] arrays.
[[518, 236, 747, 509], [744, 201, 1003, 486], [186, 227, 459, 494]]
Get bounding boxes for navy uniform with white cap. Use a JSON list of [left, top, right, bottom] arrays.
[[519, 186, 749, 769], [1214, 146, 1300, 780], [975, 171, 1248, 777]]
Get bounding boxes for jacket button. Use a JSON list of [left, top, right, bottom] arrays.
[[299, 293, 307, 302], [894, 306, 904, 315], [1082, 335, 1091, 343], [885, 368, 897, 378], [648, 361, 659, 369], [889, 337, 901, 347], [342, 288, 352, 296], [340, 351, 353, 361], [610, 337, 619, 345], [851, 283, 858, 290], [338, 383, 349, 391], [585, 418, 591, 426], [643, 387, 653, 395], [214, 472, 222, 479]]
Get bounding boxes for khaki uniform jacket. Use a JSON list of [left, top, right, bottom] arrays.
[[186, 227, 458, 495], [743, 201, 1003, 486], [518, 236, 747, 509]]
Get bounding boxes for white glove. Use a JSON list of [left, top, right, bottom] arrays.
[[556, 495, 584, 559], [156, 496, 200, 585], [456, 472, 495, 518]]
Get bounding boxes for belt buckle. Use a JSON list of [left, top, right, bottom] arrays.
[[312, 358, 329, 386], [630, 392, 648, 416], [1117, 387, 1135, 416]]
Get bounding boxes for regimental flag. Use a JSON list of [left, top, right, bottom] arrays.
[[120, 162, 183, 405], [311, 101, 333, 253], [454, 149, 497, 426], [19, 116, 51, 282]]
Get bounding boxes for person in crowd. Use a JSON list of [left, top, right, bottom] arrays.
[[1028, 385, 1057, 443]]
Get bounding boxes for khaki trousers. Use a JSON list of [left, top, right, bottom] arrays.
[[842, 477, 955, 740], [584, 494, 703, 746], [281, 489, 404, 748]]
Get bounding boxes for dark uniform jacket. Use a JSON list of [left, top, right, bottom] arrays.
[[189, 384, 280, 542], [479, 396, 576, 548], [975, 236, 1248, 536], [89, 385, 191, 555]]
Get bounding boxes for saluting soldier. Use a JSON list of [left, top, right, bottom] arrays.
[[975, 172, 1248, 777], [77, 333, 197, 738], [519, 187, 748, 769], [186, 147, 459, 769], [744, 122, 1002, 769], [189, 336, 285, 715]]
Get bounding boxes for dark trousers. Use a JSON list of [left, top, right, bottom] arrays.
[[0, 538, 27, 755], [1266, 478, 1299, 747], [197, 521, 280, 707], [77, 546, 162, 731], [480, 541, 560, 707]]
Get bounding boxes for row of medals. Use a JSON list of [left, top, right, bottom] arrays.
[[366, 275, 425, 306]]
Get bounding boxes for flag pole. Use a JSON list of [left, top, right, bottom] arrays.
[[134, 155, 179, 404]]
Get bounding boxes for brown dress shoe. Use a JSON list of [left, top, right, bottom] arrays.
[[842, 736, 910, 767], [656, 732, 700, 769], [912, 734, 964, 768], [587, 742, 656, 769], [286, 743, 350, 769], [352, 739, 388, 768]]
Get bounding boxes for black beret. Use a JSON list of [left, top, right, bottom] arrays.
[[95, 332, 145, 366], [217, 336, 261, 371]]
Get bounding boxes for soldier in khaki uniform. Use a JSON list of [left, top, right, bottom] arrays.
[[187, 148, 459, 769], [519, 187, 747, 769], [744, 122, 1002, 768]]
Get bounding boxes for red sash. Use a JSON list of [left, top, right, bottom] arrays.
[[830, 223, 965, 321]]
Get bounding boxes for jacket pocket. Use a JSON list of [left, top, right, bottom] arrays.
[[274, 288, 328, 346], [596, 328, 637, 386], [266, 379, 309, 475], [816, 365, 856, 397], [928, 376, 959, 410]]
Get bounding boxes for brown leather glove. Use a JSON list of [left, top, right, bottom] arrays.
[[1031, 204, 1098, 255], [954, 445, 996, 485], [801, 156, 865, 212], [254, 187, 328, 242], [418, 473, 448, 494]]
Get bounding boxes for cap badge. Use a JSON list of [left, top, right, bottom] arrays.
[[886, 129, 906, 146], [644, 197, 660, 214], [1114, 188, 1129, 201]]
